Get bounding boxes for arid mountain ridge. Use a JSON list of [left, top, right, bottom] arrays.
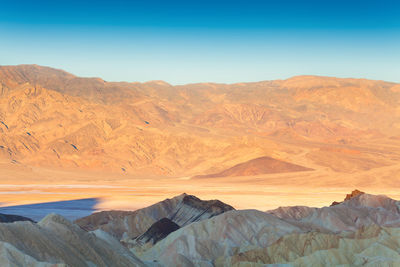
[[1, 64, 400, 176]]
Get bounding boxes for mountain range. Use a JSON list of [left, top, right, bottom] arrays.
[[1, 64, 400, 178], [1, 191, 400, 266]]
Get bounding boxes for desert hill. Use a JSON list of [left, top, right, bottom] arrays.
[[194, 156, 313, 178], [1, 64, 400, 177]]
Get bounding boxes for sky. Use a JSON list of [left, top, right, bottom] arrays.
[[0, 0, 399, 84]]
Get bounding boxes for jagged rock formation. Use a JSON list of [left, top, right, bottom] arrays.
[[136, 191, 400, 266], [0, 213, 144, 266], [267, 192, 400, 232], [169, 194, 235, 227], [219, 225, 400, 266], [76, 193, 234, 243], [331, 189, 365, 206], [75, 194, 185, 240], [0, 213, 34, 223], [127, 195, 235, 250], [139, 209, 304, 266], [344, 189, 365, 200]]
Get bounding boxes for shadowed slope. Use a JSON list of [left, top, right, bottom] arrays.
[[75, 194, 185, 240], [0, 213, 34, 223], [134, 218, 180, 245]]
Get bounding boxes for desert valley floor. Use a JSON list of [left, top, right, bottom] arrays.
[[2, 159, 400, 214]]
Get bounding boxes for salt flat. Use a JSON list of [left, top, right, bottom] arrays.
[[0, 198, 99, 221]]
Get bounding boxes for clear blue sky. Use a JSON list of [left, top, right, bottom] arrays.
[[0, 0, 399, 84]]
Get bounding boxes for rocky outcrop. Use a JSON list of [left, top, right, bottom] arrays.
[[267, 191, 400, 232], [330, 189, 365, 206], [139, 209, 303, 266], [0, 213, 144, 266], [76, 193, 235, 243], [169, 194, 235, 227], [345, 189, 365, 200], [75, 194, 185, 240], [127, 195, 235, 249], [219, 224, 400, 266], [141, 191, 400, 266]]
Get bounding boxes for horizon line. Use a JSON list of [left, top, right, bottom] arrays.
[[1, 64, 398, 86]]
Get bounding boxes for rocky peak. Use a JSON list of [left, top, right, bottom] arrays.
[[181, 195, 234, 213], [344, 189, 365, 201], [331, 189, 365, 206], [169, 195, 235, 227]]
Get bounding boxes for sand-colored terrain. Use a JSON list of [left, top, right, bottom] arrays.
[[2, 162, 400, 212], [1, 65, 400, 210]]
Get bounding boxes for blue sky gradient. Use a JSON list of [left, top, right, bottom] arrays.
[[0, 0, 399, 84]]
